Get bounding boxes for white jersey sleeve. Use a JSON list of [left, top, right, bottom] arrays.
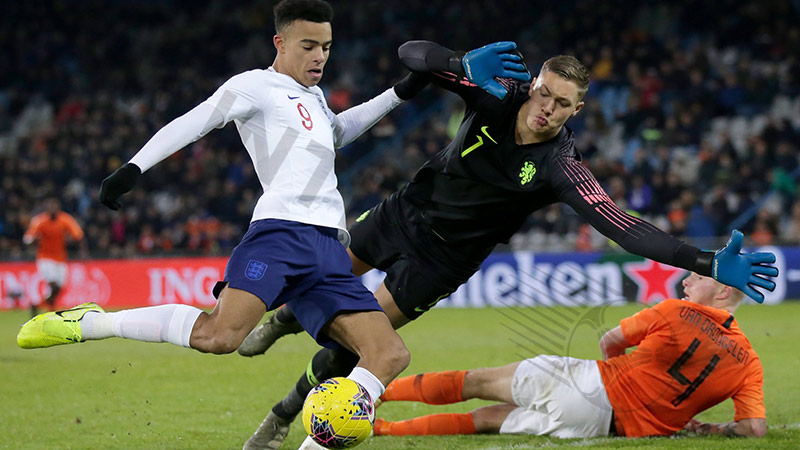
[[201, 71, 266, 124], [129, 72, 267, 172], [329, 88, 403, 148], [129, 103, 221, 172]]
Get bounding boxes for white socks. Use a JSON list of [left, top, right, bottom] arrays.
[[81, 304, 202, 348], [346, 366, 385, 403], [297, 436, 328, 450]]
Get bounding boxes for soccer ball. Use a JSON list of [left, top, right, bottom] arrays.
[[302, 377, 375, 449]]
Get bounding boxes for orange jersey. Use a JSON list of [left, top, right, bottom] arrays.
[[597, 299, 764, 437], [23, 212, 84, 262]]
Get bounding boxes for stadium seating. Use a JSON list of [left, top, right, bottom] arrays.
[[1, 0, 798, 260]]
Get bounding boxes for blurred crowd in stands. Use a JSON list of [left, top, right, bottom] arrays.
[[1, 0, 799, 260]]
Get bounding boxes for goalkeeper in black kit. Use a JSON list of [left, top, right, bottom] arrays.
[[239, 40, 779, 449]]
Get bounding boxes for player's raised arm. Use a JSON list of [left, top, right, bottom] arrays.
[[329, 84, 409, 149], [22, 216, 42, 245], [552, 156, 778, 302], [331, 40, 507, 148], [398, 40, 530, 100], [99, 72, 263, 210]]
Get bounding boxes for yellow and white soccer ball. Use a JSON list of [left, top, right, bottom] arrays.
[[302, 377, 375, 449]]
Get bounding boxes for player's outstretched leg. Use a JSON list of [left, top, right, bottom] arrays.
[[17, 302, 204, 349], [237, 307, 302, 357], [17, 287, 266, 354], [17, 302, 104, 348], [381, 370, 468, 404], [373, 364, 522, 436], [373, 404, 516, 436]]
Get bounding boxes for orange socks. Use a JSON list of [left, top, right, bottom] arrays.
[[376, 371, 473, 436], [381, 370, 467, 404], [374, 413, 476, 436]]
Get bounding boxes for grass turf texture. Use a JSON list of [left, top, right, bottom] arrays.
[[2, 302, 799, 449]]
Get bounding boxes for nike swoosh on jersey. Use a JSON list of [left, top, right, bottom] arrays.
[[461, 125, 498, 158], [481, 126, 497, 144], [461, 136, 483, 157], [287, 95, 300, 100]]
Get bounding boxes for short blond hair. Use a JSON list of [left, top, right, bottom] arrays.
[[541, 55, 589, 100]]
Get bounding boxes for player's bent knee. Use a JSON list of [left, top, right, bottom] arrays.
[[382, 338, 411, 376], [463, 368, 494, 396], [358, 335, 409, 378], [470, 404, 515, 433]]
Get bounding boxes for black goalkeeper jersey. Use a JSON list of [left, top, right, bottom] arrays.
[[397, 42, 707, 274]]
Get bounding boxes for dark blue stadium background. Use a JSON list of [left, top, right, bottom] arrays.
[[1, 0, 798, 260]]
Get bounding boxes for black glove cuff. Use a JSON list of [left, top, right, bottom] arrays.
[[393, 72, 429, 100], [121, 162, 142, 176], [448, 51, 466, 76], [118, 163, 142, 184], [694, 250, 715, 277]]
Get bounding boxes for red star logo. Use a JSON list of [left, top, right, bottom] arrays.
[[623, 260, 686, 304]]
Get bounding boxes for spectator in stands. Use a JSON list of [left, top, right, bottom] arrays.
[[2, 0, 800, 257]]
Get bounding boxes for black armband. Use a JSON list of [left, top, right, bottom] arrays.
[[694, 250, 715, 277], [399, 40, 466, 76], [447, 51, 467, 75]]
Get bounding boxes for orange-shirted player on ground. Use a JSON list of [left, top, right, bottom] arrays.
[[23, 198, 86, 316], [373, 272, 766, 439]]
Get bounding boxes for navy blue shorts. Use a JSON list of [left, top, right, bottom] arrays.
[[213, 219, 382, 348]]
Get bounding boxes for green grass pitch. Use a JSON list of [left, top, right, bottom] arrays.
[[2, 302, 799, 449]]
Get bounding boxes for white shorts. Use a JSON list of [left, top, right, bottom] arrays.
[[499, 355, 613, 438], [37, 258, 68, 286]]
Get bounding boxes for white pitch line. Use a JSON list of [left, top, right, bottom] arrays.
[[476, 437, 626, 450], [473, 426, 800, 450], [769, 423, 800, 429]]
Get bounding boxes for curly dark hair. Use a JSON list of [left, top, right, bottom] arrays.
[[274, 0, 334, 33]]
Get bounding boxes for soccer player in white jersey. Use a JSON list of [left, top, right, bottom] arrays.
[[16, 0, 530, 447]]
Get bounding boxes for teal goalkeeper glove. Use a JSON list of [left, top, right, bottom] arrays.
[[462, 41, 531, 99], [711, 230, 778, 303]]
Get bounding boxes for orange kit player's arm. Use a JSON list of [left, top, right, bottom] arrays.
[[22, 216, 43, 245], [684, 358, 767, 438], [599, 303, 664, 360], [63, 214, 85, 242], [63, 214, 88, 258], [599, 326, 630, 360], [683, 417, 766, 438]]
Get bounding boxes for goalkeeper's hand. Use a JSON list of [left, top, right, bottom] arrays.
[[711, 230, 778, 303], [99, 162, 141, 211], [461, 41, 530, 99]]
